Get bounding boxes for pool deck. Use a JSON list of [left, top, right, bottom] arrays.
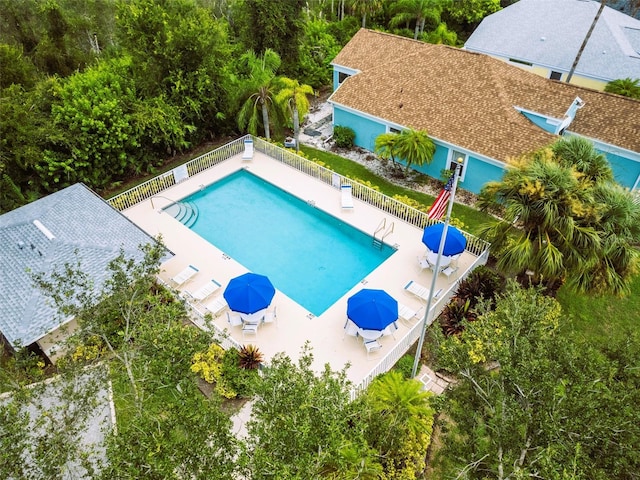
[[123, 150, 479, 387]]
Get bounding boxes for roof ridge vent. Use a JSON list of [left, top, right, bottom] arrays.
[[33, 219, 56, 240]]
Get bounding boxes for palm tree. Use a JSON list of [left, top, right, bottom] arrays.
[[572, 181, 640, 295], [390, 0, 442, 39], [552, 136, 613, 185], [477, 149, 599, 288], [477, 141, 639, 296], [394, 128, 436, 172], [374, 132, 401, 170], [375, 129, 435, 173], [349, 0, 383, 28], [604, 77, 640, 99], [275, 78, 314, 152], [361, 371, 434, 464], [237, 49, 282, 140]]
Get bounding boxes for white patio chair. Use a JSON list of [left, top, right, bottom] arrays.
[[417, 255, 430, 273], [263, 305, 277, 326], [398, 303, 423, 326], [242, 321, 259, 338], [439, 265, 459, 282], [227, 311, 243, 327], [170, 264, 199, 287], [184, 279, 221, 302], [203, 295, 228, 317], [341, 184, 354, 209], [364, 339, 382, 359]]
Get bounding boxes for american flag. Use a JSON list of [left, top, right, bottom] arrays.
[[427, 172, 455, 220]]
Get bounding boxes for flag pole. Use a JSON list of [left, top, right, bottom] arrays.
[[411, 157, 464, 379]]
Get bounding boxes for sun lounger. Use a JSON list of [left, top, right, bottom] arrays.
[[341, 184, 354, 209], [398, 303, 423, 325], [242, 138, 254, 160], [184, 279, 221, 302], [170, 264, 199, 287], [403, 280, 442, 302], [203, 295, 228, 317]]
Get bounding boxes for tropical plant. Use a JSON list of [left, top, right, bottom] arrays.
[[604, 77, 640, 99], [238, 344, 264, 369], [455, 264, 503, 308], [390, 0, 443, 39], [439, 297, 476, 336], [359, 370, 435, 477], [552, 135, 613, 185], [236, 49, 282, 140], [395, 128, 436, 172], [275, 77, 315, 152], [478, 141, 640, 296]]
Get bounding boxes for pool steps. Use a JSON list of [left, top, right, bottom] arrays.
[[164, 201, 199, 228]]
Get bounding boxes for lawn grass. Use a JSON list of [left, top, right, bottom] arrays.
[[299, 145, 496, 236], [556, 272, 640, 344]]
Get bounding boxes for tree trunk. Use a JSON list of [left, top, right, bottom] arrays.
[[261, 101, 271, 140], [293, 103, 300, 152], [362, 13, 367, 28]]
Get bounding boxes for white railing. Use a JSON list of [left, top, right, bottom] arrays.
[[348, 248, 489, 400], [110, 136, 491, 396], [107, 136, 248, 210], [252, 137, 490, 257]]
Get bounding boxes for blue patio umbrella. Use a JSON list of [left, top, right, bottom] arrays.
[[421, 223, 467, 257], [223, 272, 275, 314], [347, 289, 398, 331]]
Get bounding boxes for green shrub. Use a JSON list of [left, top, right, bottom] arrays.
[[333, 125, 355, 148], [394, 354, 415, 379]]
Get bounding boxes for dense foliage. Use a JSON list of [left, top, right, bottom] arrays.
[[431, 281, 640, 478], [0, 0, 504, 214]]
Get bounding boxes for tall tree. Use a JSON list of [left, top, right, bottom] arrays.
[[477, 141, 639, 296], [390, 0, 443, 39], [233, 0, 306, 76], [275, 77, 314, 151], [433, 281, 640, 478], [236, 49, 282, 140], [349, 0, 383, 28]]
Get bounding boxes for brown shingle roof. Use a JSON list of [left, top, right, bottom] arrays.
[[330, 29, 640, 162]]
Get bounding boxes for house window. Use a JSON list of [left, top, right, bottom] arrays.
[[338, 72, 350, 84], [389, 127, 401, 134], [549, 71, 562, 81], [508, 58, 533, 67]]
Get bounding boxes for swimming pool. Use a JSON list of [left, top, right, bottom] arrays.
[[176, 169, 396, 316]]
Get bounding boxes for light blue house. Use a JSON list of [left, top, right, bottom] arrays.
[[329, 29, 640, 194]]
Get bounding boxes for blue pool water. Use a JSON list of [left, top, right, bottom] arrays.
[[179, 170, 396, 316]]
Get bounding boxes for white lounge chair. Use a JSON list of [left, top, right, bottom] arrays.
[[227, 311, 243, 327], [341, 184, 354, 209], [203, 295, 228, 317], [404, 280, 442, 302], [398, 303, 423, 325], [263, 305, 277, 326], [170, 264, 199, 287], [184, 279, 221, 302], [242, 138, 254, 160]]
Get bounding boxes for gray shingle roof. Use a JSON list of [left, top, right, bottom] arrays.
[[464, 0, 640, 82], [0, 183, 166, 347], [329, 29, 640, 162]]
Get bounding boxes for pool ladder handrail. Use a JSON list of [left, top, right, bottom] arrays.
[[373, 218, 394, 249]]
